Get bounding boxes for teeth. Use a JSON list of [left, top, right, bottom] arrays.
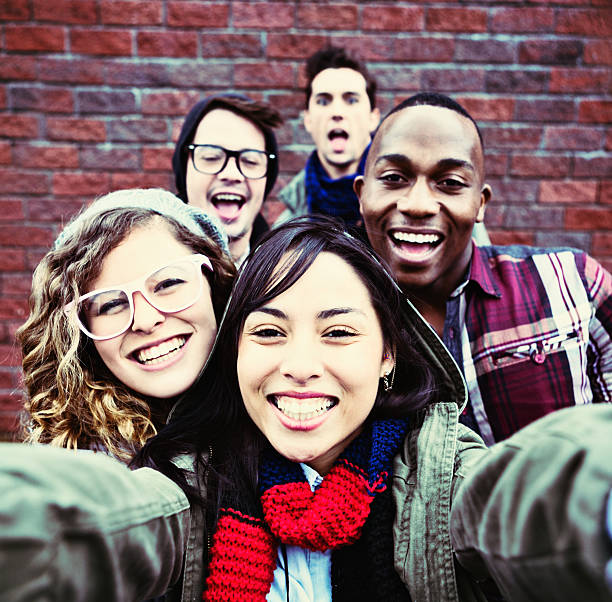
[[136, 336, 186, 364], [274, 397, 335, 421], [392, 232, 440, 244], [213, 193, 244, 203]]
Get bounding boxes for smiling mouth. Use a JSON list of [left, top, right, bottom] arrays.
[[390, 231, 443, 252], [133, 336, 188, 365], [269, 395, 337, 421], [211, 193, 246, 220]]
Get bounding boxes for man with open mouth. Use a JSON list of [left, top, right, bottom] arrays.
[[274, 46, 380, 233], [173, 94, 282, 267]]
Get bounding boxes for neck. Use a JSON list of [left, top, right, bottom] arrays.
[[229, 233, 250, 265], [318, 152, 357, 180]]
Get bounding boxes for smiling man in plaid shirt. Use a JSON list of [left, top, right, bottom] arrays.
[[357, 92, 612, 444]]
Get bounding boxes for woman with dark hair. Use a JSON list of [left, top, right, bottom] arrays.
[[172, 94, 282, 266], [1, 217, 611, 601]]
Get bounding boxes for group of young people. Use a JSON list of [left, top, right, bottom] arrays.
[[2, 45, 612, 602]]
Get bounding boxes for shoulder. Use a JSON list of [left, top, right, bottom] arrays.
[[278, 169, 306, 205]]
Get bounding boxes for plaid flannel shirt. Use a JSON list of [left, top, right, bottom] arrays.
[[443, 242, 612, 445]]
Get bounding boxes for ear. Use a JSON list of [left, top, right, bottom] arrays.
[[476, 183, 492, 223], [354, 175, 364, 209], [380, 347, 395, 378], [303, 109, 312, 135], [369, 107, 381, 134]]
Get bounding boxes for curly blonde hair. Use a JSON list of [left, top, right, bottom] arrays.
[[16, 201, 235, 462]]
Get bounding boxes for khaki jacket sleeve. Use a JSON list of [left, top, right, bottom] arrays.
[[0, 443, 190, 602], [451, 404, 612, 601]]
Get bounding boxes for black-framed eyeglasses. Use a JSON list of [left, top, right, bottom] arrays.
[[187, 144, 275, 180]]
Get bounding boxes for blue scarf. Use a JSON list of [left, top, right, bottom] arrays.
[[305, 146, 369, 226]]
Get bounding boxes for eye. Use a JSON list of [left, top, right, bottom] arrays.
[[316, 97, 330, 106], [251, 327, 285, 339], [97, 298, 129, 316], [154, 277, 185, 294], [379, 172, 406, 185], [323, 327, 358, 339], [438, 177, 468, 191], [346, 96, 359, 105]]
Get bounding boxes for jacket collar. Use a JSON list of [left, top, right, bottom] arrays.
[[467, 241, 502, 299]]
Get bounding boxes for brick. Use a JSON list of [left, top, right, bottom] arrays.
[[0, 344, 22, 366], [519, 40, 582, 66], [0, 410, 21, 438], [27, 198, 86, 223], [0, 113, 38, 138], [505, 206, 564, 229], [393, 37, 454, 62], [573, 154, 612, 178], [70, 29, 132, 56], [14, 143, 78, 169], [265, 92, 304, 118], [0, 142, 11, 165], [1, 274, 34, 297], [487, 179, 539, 203], [77, 90, 137, 114], [565, 207, 612, 230], [490, 8, 554, 33], [297, 4, 357, 30], [262, 199, 285, 225], [0, 56, 36, 81], [584, 40, 612, 66], [544, 127, 603, 151], [535, 231, 591, 252], [52, 173, 111, 196], [483, 153, 510, 178], [142, 146, 174, 171], [483, 125, 543, 150], [514, 99, 575, 122], [101, 0, 163, 25], [373, 66, 420, 93], [331, 35, 394, 62], [0, 200, 24, 221], [420, 68, 484, 92], [276, 149, 310, 173], [0, 169, 49, 194], [0, 369, 19, 391], [456, 97, 515, 122], [0, 88, 5, 111], [539, 180, 598, 203], [167, 2, 228, 28], [137, 31, 197, 58], [235, 62, 295, 89], [5, 25, 65, 52], [142, 91, 201, 116], [233, 2, 294, 29], [110, 173, 172, 190], [165, 62, 233, 89], [46, 118, 106, 142], [578, 100, 612, 124], [200, 33, 262, 59], [33, 0, 96, 24], [486, 70, 548, 93], [38, 58, 105, 85], [511, 154, 571, 177], [362, 6, 424, 31], [454, 39, 516, 64], [607, 130, 612, 152], [80, 147, 140, 171], [550, 68, 609, 94], [267, 35, 328, 60], [602, 180, 612, 204], [556, 9, 611, 37], [592, 232, 612, 255], [0, 0, 29, 20], [427, 8, 486, 33], [489, 230, 535, 246], [0, 250, 25, 272], [0, 225, 54, 247], [10, 86, 74, 114], [107, 118, 168, 142]]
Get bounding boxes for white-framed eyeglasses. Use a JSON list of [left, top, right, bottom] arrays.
[[64, 254, 213, 341]]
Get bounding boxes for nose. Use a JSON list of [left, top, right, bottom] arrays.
[[330, 97, 345, 120], [396, 178, 440, 218], [218, 155, 244, 182], [130, 292, 165, 333], [279, 336, 324, 384]]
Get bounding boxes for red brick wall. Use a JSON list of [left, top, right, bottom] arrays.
[[0, 0, 610, 439]]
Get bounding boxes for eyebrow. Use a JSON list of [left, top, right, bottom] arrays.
[[249, 306, 366, 320], [375, 154, 475, 173]]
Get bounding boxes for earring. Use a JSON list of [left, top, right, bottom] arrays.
[[382, 364, 395, 392]]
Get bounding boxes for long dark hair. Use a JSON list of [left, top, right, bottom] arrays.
[[135, 216, 439, 514]]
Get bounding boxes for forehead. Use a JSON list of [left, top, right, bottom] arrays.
[[192, 108, 265, 150], [370, 105, 483, 172], [310, 68, 369, 97]]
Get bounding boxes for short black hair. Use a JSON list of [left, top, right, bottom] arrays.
[[305, 46, 377, 109], [384, 92, 484, 150]]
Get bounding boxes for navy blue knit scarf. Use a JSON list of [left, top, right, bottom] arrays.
[[305, 147, 368, 226]]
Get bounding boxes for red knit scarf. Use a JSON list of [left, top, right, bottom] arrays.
[[203, 419, 409, 601]]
